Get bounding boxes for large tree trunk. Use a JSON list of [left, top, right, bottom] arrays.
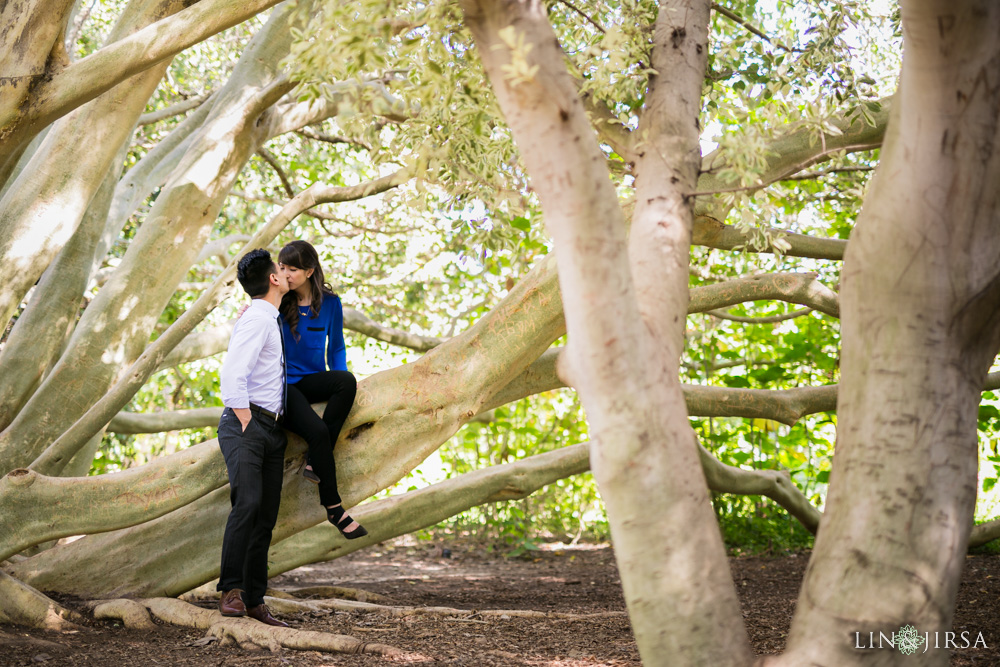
[[0, 138, 131, 432], [460, 0, 752, 663], [773, 3, 1000, 665], [0, 0, 190, 334]]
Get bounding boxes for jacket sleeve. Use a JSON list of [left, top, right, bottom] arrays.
[[327, 295, 348, 371]]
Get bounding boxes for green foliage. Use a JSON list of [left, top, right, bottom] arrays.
[[405, 391, 610, 552], [714, 495, 815, 556]]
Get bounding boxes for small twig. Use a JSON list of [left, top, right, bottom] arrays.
[[556, 0, 607, 33], [689, 141, 881, 199], [137, 93, 212, 126], [781, 165, 875, 181], [255, 147, 295, 198], [296, 127, 372, 151], [66, 0, 99, 55], [711, 3, 798, 52]]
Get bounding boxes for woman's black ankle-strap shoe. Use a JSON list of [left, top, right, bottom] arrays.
[[327, 505, 368, 540]]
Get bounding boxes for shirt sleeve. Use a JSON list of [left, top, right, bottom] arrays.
[[220, 315, 267, 408], [327, 295, 348, 372]]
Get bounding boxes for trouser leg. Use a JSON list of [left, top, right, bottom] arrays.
[[242, 419, 286, 608], [217, 408, 265, 594]]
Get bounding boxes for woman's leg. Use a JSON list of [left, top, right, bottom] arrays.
[[294, 370, 358, 458], [289, 371, 366, 538], [282, 383, 341, 506]]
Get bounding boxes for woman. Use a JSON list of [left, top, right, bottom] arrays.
[[277, 240, 367, 539]]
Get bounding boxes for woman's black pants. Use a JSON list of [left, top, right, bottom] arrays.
[[283, 370, 357, 506]]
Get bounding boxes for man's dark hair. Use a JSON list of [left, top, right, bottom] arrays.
[[237, 249, 277, 298]]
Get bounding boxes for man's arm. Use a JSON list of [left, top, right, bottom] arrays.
[[221, 313, 266, 431]]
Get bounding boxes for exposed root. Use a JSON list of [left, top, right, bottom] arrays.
[[140, 597, 404, 655], [263, 595, 627, 620], [90, 599, 156, 630], [282, 585, 392, 603], [0, 571, 82, 631], [970, 518, 1000, 548]]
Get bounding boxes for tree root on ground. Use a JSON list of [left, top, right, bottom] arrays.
[[0, 571, 82, 631], [280, 585, 392, 603], [88, 599, 156, 630], [263, 594, 627, 620], [179, 582, 391, 604], [98, 597, 405, 655]]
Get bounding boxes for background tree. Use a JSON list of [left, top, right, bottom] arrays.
[[1, 0, 999, 664]]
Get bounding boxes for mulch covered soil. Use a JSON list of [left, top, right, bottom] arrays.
[[2, 541, 1000, 665]]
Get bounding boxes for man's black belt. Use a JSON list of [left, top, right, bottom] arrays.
[[249, 403, 282, 423]]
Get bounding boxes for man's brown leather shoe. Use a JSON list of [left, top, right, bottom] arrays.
[[246, 603, 288, 627], [219, 589, 246, 617]]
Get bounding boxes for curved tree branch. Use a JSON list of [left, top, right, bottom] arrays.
[[137, 93, 212, 126], [0, 0, 283, 161], [0, 439, 226, 562], [255, 147, 295, 198]]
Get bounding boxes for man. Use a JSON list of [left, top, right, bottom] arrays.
[[216, 248, 290, 627]]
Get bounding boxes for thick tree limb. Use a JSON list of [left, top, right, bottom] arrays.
[[104, 92, 219, 246], [708, 307, 812, 324], [692, 218, 848, 260], [696, 440, 820, 532], [193, 234, 251, 267], [0, 138, 130, 432], [688, 272, 839, 318], [156, 322, 235, 370], [777, 6, 1000, 663], [342, 308, 444, 351], [107, 408, 223, 434], [0, 47, 176, 337], [265, 443, 592, 575], [969, 520, 1000, 549], [0, 439, 226, 562], [0, 0, 284, 162], [0, 572, 82, 631], [689, 99, 890, 261], [0, 0, 78, 166], [265, 438, 822, 585]]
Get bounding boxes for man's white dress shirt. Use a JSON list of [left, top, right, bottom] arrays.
[[220, 299, 284, 415]]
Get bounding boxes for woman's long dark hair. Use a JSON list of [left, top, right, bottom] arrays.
[[278, 240, 336, 340]]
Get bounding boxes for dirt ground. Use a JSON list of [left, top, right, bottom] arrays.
[[2, 540, 1000, 666]]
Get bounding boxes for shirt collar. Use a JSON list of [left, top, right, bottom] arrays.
[[249, 298, 280, 318]]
